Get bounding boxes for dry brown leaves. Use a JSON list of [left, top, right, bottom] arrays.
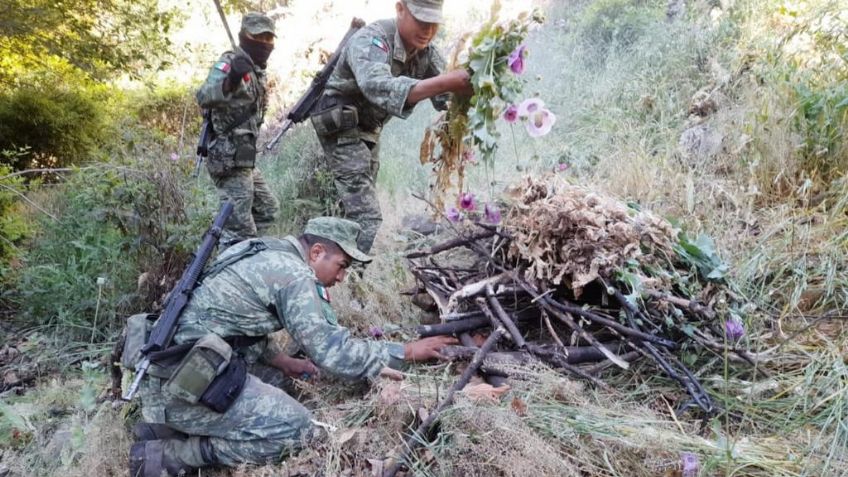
[[504, 176, 678, 295]]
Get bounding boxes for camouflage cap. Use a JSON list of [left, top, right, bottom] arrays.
[[402, 0, 444, 24], [304, 217, 373, 263], [241, 12, 276, 37]]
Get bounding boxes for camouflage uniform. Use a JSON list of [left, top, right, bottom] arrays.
[[314, 0, 448, 253], [138, 218, 404, 467], [197, 14, 279, 245]]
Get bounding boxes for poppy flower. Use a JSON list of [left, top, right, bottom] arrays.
[[445, 206, 462, 223], [484, 203, 502, 224], [459, 192, 477, 211], [503, 105, 519, 123], [725, 318, 745, 340], [508, 45, 527, 75], [518, 98, 545, 117], [526, 108, 557, 138]]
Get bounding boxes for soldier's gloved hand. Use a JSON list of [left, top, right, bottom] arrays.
[[403, 335, 459, 363], [226, 54, 254, 87], [278, 355, 319, 380]]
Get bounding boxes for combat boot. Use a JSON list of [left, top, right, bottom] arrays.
[[129, 437, 215, 477], [132, 422, 188, 442]]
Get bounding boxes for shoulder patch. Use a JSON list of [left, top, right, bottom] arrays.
[[214, 61, 231, 73], [371, 37, 389, 53], [316, 283, 331, 303]]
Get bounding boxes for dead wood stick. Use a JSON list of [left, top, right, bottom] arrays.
[[536, 299, 630, 370], [442, 311, 485, 322], [383, 328, 507, 477], [646, 291, 716, 319], [443, 345, 621, 366], [485, 285, 526, 348], [458, 334, 509, 387], [446, 273, 508, 311], [541, 310, 566, 348], [584, 351, 643, 376], [418, 317, 491, 337], [544, 298, 677, 349], [405, 231, 495, 259]]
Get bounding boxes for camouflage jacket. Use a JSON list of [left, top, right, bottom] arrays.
[[324, 18, 447, 142], [168, 236, 405, 380], [196, 49, 268, 174]]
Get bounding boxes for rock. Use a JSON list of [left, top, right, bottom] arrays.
[[401, 214, 441, 236], [679, 123, 724, 160], [0, 346, 20, 365]]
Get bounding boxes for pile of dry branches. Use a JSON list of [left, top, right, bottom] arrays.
[[406, 177, 756, 411]]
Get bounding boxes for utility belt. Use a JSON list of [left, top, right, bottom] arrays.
[[121, 313, 262, 413], [310, 95, 359, 137]]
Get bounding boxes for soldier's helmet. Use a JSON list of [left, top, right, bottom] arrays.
[[304, 217, 372, 263], [402, 0, 444, 24], [241, 12, 276, 37]]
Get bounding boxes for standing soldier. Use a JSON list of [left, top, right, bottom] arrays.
[[311, 0, 473, 254], [197, 12, 280, 246]]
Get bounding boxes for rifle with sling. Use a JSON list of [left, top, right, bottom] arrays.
[[264, 17, 366, 151], [122, 201, 234, 401]]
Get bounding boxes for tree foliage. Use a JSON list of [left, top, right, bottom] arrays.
[[0, 0, 176, 84]]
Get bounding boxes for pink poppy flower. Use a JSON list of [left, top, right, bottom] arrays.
[[170, 152, 180, 161], [459, 192, 477, 211], [445, 206, 462, 223], [526, 108, 557, 138], [462, 148, 478, 165], [517, 98, 545, 117], [369, 326, 384, 338], [508, 45, 527, 75], [556, 163, 569, 172], [503, 105, 519, 123], [484, 203, 501, 224]]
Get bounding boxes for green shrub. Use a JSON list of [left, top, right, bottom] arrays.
[[129, 83, 202, 144], [0, 82, 114, 170], [0, 162, 32, 287], [15, 158, 214, 343]]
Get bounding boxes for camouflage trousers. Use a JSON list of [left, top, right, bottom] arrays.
[[139, 363, 314, 466], [210, 167, 279, 245], [317, 133, 382, 254]]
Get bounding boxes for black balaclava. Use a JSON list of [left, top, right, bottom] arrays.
[[239, 32, 274, 69]]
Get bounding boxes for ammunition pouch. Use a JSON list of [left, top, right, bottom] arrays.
[[310, 96, 359, 137], [121, 313, 158, 370], [233, 143, 256, 169], [163, 334, 245, 413]]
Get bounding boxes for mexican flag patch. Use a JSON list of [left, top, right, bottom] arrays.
[[214, 61, 231, 73], [371, 37, 389, 53], [316, 283, 331, 303]]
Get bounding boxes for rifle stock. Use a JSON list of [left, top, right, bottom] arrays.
[[265, 17, 366, 151]]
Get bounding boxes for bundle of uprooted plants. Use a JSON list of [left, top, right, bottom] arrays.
[[383, 175, 760, 474]]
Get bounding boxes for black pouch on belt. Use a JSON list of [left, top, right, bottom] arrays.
[[199, 356, 248, 413]]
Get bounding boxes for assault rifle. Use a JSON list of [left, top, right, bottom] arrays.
[[193, 110, 214, 178], [264, 17, 366, 151], [122, 201, 234, 401]]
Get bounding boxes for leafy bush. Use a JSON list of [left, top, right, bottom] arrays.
[[0, 162, 32, 287], [129, 83, 202, 143], [15, 158, 214, 342], [0, 82, 114, 170]]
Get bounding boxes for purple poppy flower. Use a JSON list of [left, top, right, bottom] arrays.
[[526, 108, 557, 138], [508, 45, 527, 75], [170, 152, 180, 161], [556, 163, 570, 172], [459, 192, 477, 211], [503, 105, 519, 123], [484, 203, 501, 224], [681, 452, 699, 477], [725, 318, 745, 340], [445, 206, 462, 223], [369, 326, 384, 338]]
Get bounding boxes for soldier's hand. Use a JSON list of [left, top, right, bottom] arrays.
[[404, 335, 459, 363], [278, 356, 320, 380], [444, 70, 473, 97], [226, 54, 254, 86]]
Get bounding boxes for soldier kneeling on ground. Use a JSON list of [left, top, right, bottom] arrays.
[[122, 217, 456, 476]]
